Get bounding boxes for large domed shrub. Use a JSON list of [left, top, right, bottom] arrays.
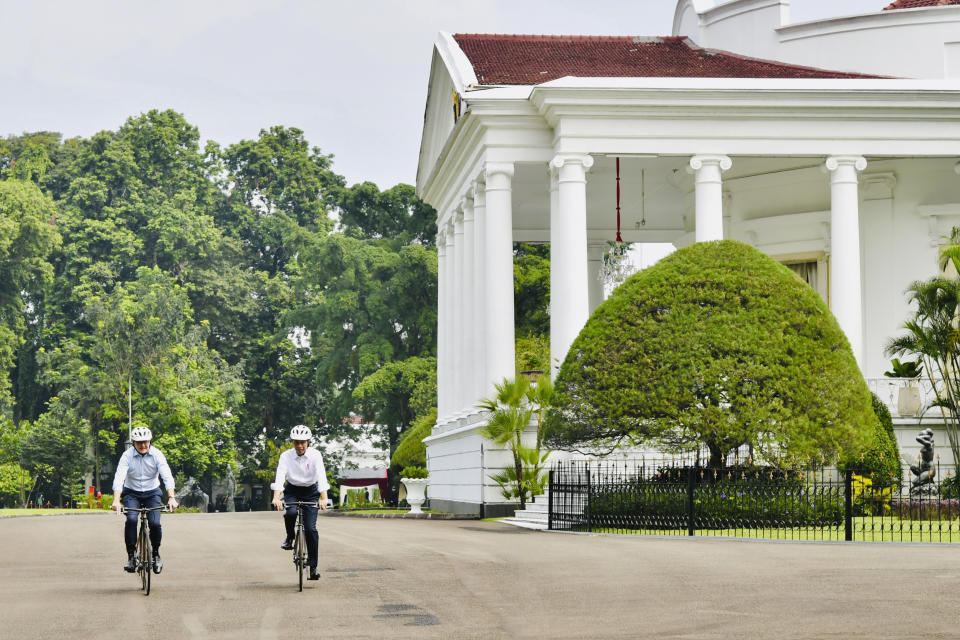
[[544, 240, 875, 467]]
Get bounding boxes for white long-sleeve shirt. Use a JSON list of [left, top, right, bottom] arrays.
[[112, 446, 176, 494], [271, 447, 330, 492]]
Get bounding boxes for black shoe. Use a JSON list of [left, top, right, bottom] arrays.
[[308, 567, 320, 580], [280, 538, 293, 550], [152, 552, 162, 574], [124, 554, 136, 573]]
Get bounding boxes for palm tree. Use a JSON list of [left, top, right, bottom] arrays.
[[477, 376, 553, 510], [886, 277, 960, 487], [938, 226, 960, 274]]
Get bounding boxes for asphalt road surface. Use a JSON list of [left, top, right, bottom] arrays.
[[1, 511, 958, 639]]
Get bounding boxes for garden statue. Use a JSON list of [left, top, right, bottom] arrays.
[[176, 477, 210, 512], [910, 428, 936, 494]]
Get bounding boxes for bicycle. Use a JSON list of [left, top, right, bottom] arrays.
[[122, 505, 166, 595], [284, 500, 319, 591]]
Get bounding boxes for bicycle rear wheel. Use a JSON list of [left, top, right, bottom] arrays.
[[140, 521, 151, 596]]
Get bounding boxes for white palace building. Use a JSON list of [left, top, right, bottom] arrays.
[[416, 0, 960, 516]]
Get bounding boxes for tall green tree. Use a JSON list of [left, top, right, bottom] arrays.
[[353, 356, 437, 455], [0, 179, 61, 418], [336, 182, 436, 246], [20, 398, 90, 506], [41, 267, 243, 487], [219, 125, 342, 275], [288, 235, 437, 432], [514, 243, 550, 338]]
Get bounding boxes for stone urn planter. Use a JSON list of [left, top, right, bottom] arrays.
[[401, 477, 429, 514], [898, 384, 922, 417], [884, 360, 924, 418]]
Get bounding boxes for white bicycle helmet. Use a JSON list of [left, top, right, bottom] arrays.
[[289, 424, 312, 441], [131, 426, 152, 442]]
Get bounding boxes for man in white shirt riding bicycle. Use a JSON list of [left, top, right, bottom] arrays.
[[271, 425, 329, 581], [111, 426, 178, 574]]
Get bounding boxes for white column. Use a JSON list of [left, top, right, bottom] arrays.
[[826, 155, 867, 369], [587, 242, 607, 313], [472, 178, 487, 402], [689, 154, 731, 242], [484, 162, 516, 393], [444, 221, 457, 419], [461, 192, 478, 410], [452, 209, 465, 415], [549, 154, 593, 376], [436, 228, 448, 421]]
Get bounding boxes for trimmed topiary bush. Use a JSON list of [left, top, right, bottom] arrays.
[[839, 393, 901, 490], [544, 240, 875, 467]]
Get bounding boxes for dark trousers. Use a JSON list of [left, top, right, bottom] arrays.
[[283, 483, 320, 568], [121, 488, 163, 553]]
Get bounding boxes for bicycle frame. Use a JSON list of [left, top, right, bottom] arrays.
[[284, 500, 318, 592], [123, 505, 164, 596]]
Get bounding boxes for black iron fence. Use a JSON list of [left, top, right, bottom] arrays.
[[548, 459, 960, 542]]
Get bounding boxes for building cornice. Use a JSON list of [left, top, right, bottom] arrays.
[[778, 4, 960, 42]]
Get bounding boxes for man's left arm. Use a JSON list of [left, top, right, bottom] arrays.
[[314, 450, 330, 511], [154, 449, 178, 509]]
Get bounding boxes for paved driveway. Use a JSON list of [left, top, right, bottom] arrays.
[[1, 511, 958, 639]]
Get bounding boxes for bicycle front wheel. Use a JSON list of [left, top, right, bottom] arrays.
[[296, 526, 306, 592], [140, 522, 151, 596]]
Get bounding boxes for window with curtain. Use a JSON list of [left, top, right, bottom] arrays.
[[786, 261, 817, 291]]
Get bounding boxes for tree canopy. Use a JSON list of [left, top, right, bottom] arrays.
[[0, 111, 441, 505], [544, 240, 875, 468]]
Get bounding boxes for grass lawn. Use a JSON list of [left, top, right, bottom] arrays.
[[1, 507, 201, 517], [0, 508, 109, 516], [338, 508, 437, 514], [587, 517, 960, 542]]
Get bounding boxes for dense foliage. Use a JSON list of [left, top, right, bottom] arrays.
[[390, 408, 435, 471], [545, 240, 874, 468], [0, 110, 438, 505], [839, 393, 901, 489]]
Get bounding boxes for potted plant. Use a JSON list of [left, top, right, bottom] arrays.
[[400, 466, 429, 514], [884, 358, 923, 417]]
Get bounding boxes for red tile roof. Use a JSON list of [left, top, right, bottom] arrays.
[[452, 35, 882, 85], [884, 0, 959, 9]]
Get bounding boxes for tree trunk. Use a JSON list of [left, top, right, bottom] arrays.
[[514, 434, 525, 510], [707, 441, 726, 469]]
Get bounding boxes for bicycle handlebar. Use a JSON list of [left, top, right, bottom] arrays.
[[276, 500, 321, 512], [122, 505, 170, 514]]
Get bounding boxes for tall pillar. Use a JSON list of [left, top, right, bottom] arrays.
[[444, 221, 457, 419], [689, 154, 731, 242], [473, 180, 487, 398], [452, 209, 465, 414], [550, 154, 593, 376], [472, 178, 487, 402], [587, 242, 607, 313], [461, 192, 477, 410], [436, 228, 448, 420], [484, 162, 516, 394], [826, 155, 867, 369]]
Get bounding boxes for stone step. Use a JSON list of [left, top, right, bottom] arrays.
[[499, 516, 548, 530], [512, 508, 548, 522]]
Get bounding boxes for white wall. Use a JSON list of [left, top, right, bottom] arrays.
[[674, 0, 960, 79]]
